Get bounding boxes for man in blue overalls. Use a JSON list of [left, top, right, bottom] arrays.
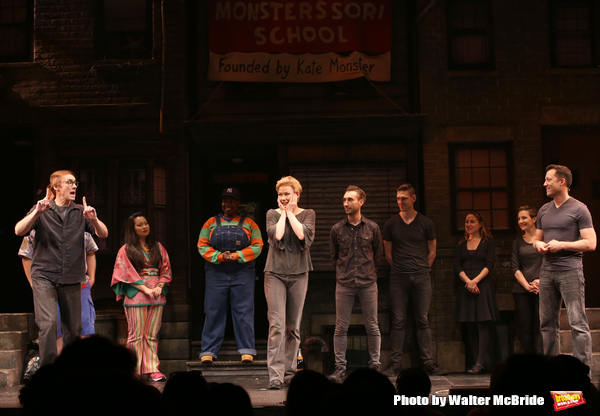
[[197, 188, 264, 363]]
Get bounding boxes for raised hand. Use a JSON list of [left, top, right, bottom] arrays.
[[35, 188, 51, 213], [287, 192, 298, 214], [82, 196, 97, 220], [277, 196, 287, 215]]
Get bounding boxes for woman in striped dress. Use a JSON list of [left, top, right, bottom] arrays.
[[111, 213, 172, 381]]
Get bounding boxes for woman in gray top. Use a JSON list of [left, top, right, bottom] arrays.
[[264, 176, 316, 390], [511, 205, 543, 354]]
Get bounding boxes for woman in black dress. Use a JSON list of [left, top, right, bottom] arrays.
[[454, 211, 499, 374]]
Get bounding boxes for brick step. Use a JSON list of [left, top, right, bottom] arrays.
[[187, 359, 269, 377], [560, 308, 600, 330], [162, 304, 192, 322], [0, 350, 23, 370], [191, 339, 267, 360], [0, 368, 21, 388], [159, 321, 190, 339], [157, 339, 190, 360], [0, 331, 27, 351], [0, 314, 29, 332], [158, 359, 189, 376], [559, 329, 600, 352]]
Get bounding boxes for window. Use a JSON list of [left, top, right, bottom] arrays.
[[78, 160, 168, 251], [79, 167, 108, 250], [450, 143, 512, 232], [153, 163, 167, 246], [0, 0, 32, 63], [97, 0, 153, 60], [447, 0, 493, 70], [549, 0, 596, 68]]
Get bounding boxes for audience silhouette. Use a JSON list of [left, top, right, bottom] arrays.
[[16, 335, 600, 416]]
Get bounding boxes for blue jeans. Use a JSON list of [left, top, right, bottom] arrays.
[[56, 284, 96, 337], [32, 276, 81, 366], [200, 262, 256, 357], [389, 272, 434, 366], [333, 283, 381, 370], [264, 272, 309, 383], [539, 268, 591, 367]]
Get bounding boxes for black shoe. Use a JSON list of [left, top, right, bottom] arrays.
[[423, 363, 448, 376]]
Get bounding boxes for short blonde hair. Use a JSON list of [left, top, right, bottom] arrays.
[[275, 175, 302, 194], [48, 170, 75, 198]]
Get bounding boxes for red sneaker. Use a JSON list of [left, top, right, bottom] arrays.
[[149, 372, 166, 381]]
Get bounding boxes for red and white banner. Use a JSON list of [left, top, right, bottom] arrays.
[[208, 0, 391, 82]]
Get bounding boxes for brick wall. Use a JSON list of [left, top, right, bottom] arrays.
[[418, 0, 600, 368]]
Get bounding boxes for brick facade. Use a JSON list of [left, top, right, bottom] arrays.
[[2, 0, 599, 371]]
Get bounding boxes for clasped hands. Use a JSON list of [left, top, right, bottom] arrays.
[[222, 251, 236, 262], [528, 279, 540, 294], [145, 285, 163, 299], [536, 239, 562, 254], [465, 279, 480, 295]]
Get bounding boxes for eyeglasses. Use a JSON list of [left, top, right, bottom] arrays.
[[61, 180, 78, 187]]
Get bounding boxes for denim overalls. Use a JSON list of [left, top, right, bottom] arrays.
[[200, 214, 256, 358]]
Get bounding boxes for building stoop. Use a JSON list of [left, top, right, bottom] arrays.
[[559, 307, 600, 383], [0, 314, 30, 387], [188, 339, 268, 378], [158, 303, 192, 376]]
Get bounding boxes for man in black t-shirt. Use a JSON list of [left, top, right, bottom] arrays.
[[381, 184, 447, 377]]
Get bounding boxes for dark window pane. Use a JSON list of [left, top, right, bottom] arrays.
[[490, 167, 508, 187], [472, 168, 491, 187], [472, 149, 490, 167], [448, 0, 492, 68], [550, 0, 594, 68], [451, 34, 489, 64], [451, 143, 512, 231], [456, 168, 473, 188], [457, 191, 473, 210], [492, 210, 509, 229], [0, 0, 31, 62], [98, 0, 152, 59], [456, 149, 472, 167], [492, 191, 508, 209], [473, 191, 491, 210]]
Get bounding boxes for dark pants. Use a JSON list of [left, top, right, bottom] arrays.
[[389, 272, 434, 366], [513, 292, 542, 354], [32, 276, 81, 366]]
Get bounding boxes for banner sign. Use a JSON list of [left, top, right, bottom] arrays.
[[208, 0, 392, 82]]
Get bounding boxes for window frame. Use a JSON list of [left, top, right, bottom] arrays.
[[449, 142, 514, 234], [96, 0, 154, 61], [549, 0, 598, 68], [0, 0, 33, 63], [447, 0, 494, 70]]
